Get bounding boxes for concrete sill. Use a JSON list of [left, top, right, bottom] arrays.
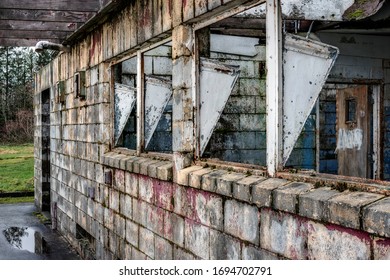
[[101, 151, 173, 181]]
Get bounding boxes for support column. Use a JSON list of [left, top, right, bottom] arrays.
[[172, 24, 195, 182], [266, 0, 283, 177]]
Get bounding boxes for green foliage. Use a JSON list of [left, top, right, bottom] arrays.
[[0, 47, 54, 142], [0, 144, 34, 193]]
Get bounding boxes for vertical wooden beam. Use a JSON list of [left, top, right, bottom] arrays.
[[136, 50, 145, 156], [266, 0, 283, 177]]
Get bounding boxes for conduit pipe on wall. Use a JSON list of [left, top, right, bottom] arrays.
[[34, 41, 70, 53]]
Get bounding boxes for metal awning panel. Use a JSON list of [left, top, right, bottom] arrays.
[[199, 58, 240, 155], [282, 33, 339, 165], [238, 0, 386, 21], [114, 83, 136, 145], [144, 76, 172, 148]]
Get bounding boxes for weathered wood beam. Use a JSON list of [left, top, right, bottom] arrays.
[[210, 28, 265, 37], [0, 20, 79, 32], [0, 38, 61, 46], [0, 9, 96, 23], [0, 30, 71, 40], [0, 0, 103, 12]]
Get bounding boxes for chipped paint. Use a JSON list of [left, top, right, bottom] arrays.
[[238, 0, 384, 21], [283, 33, 339, 165], [336, 128, 363, 151], [114, 83, 136, 145], [144, 76, 172, 148], [199, 58, 240, 155]]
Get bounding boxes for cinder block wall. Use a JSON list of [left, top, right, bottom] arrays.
[[34, 0, 390, 260]]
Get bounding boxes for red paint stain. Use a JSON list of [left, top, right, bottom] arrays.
[[325, 223, 370, 242], [375, 238, 390, 247], [153, 180, 173, 210]]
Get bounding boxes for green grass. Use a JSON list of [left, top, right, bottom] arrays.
[[0, 196, 34, 204], [0, 144, 34, 193]]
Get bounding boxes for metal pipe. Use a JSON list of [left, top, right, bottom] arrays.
[[34, 41, 70, 53]]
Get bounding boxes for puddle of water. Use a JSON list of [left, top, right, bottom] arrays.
[[3, 227, 41, 254]]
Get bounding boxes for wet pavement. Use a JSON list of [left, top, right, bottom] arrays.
[[0, 203, 80, 260]]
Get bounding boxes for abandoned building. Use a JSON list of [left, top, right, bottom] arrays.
[[1, 0, 390, 259]]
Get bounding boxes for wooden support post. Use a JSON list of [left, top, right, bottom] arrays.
[[136, 50, 144, 156], [266, 0, 283, 177]]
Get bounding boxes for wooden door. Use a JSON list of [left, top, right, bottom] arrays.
[[336, 85, 372, 178]]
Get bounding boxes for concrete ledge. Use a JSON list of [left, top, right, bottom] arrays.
[[102, 152, 173, 182]]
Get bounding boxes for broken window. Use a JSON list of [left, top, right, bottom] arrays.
[[196, 22, 267, 166], [114, 56, 137, 149], [113, 41, 173, 154]]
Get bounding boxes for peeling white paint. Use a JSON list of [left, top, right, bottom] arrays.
[[336, 128, 363, 152], [114, 83, 136, 145], [283, 33, 339, 165], [144, 76, 172, 148], [199, 58, 240, 155], [238, 0, 363, 21]]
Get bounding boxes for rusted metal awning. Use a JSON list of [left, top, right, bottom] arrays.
[[240, 0, 387, 21]]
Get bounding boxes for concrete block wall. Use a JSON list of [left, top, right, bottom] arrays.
[[89, 158, 390, 260], [33, 0, 390, 260]]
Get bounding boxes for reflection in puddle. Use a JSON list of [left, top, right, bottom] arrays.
[[3, 227, 40, 253]]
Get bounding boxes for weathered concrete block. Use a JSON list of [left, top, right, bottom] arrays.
[[307, 221, 371, 260], [119, 156, 133, 171], [187, 188, 223, 229], [185, 220, 210, 259], [153, 180, 173, 211], [173, 246, 197, 260], [208, 0, 222, 11], [195, 0, 208, 17], [126, 219, 139, 247], [210, 229, 241, 260], [131, 158, 148, 174], [114, 169, 125, 192], [188, 167, 213, 189], [224, 200, 259, 244], [327, 191, 384, 230], [157, 162, 173, 181], [233, 175, 266, 202], [216, 172, 247, 197], [114, 214, 126, 240], [122, 194, 132, 219], [164, 211, 184, 246], [183, 0, 194, 22], [172, 57, 193, 90], [171, 183, 188, 216], [299, 187, 341, 221], [125, 172, 138, 197], [109, 189, 120, 213], [177, 165, 203, 186], [155, 236, 173, 260], [132, 247, 148, 260], [260, 209, 308, 259], [242, 245, 280, 260], [362, 197, 390, 238], [139, 227, 155, 259], [124, 242, 132, 260], [373, 238, 390, 260], [148, 161, 168, 179], [201, 170, 228, 192], [172, 25, 193, 59], [273, 182, 313, 213], [139, 175, 154, 203], [252, 178, 287, 207], [140, 159, 158, 176]]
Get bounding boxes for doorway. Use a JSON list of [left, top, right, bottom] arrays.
[[319, 83, 380, 179], [41, 89, 51, 211]]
